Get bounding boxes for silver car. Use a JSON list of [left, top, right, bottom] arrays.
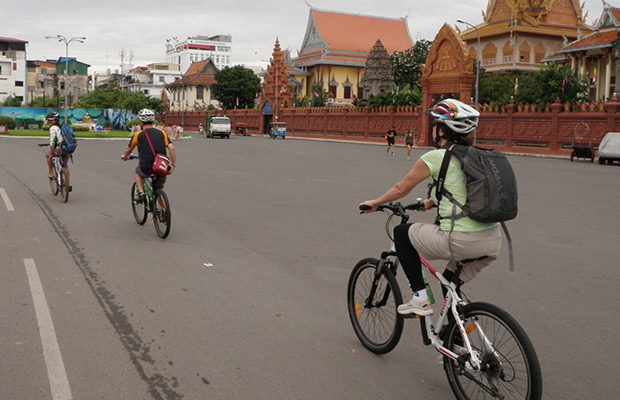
[[598, 132, 620, 165]]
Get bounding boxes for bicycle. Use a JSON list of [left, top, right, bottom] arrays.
[[39, 143, 69, 202], [128, 155, 171, 239], [348, 201, 542, 400]]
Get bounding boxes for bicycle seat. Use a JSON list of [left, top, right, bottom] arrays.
[[458, 256, 489, 265]]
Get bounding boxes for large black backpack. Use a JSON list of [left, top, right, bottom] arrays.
[[434, 144, 518, 269]]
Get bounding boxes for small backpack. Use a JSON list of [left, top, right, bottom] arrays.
[[434, 144, 518, 270], [60, 123, 77, 154]]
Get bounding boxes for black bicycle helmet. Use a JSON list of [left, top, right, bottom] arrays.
[[46, 112, 60, 120]]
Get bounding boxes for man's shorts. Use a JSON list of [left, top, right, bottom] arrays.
[[46, 148, 70, 168], [135, 166, 166, 191]]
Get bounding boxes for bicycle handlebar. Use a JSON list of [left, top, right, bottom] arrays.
[[359, 200, 424, 215]]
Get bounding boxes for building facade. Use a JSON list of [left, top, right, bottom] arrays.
[[165, 35, 232, 74], [26, 60, 58, 105], [0, 37, 28, 104], [552, 2, 620, 100], [120, 63, 181, 99], [292, 8, 413, 104], [166, 59, 218, 111], [459, 0, 592, 73]]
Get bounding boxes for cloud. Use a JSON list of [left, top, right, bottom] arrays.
[[5, 0, 605, 73]]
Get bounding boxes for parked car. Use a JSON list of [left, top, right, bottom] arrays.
[[208, 116, 231, 139], [598, 132, 620, 164]]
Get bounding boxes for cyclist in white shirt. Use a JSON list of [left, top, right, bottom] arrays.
[[45, 112, 71, 191]]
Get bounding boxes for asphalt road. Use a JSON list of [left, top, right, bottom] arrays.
[[1, 134, 619, 399]]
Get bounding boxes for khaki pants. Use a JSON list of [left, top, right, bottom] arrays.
[[407, 223, 502, 282]]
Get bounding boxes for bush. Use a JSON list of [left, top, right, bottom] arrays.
[[0, 116, 16, 129], [125, 118, 161, 131], [103, 120, 112, 128], [72, 125, 90, 131]]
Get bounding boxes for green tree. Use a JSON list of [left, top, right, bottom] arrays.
[[478, 71, 519, 106], [390, 39, 432, 89], [32, 96, 64, 108], [212, 65, 261, 109], [74, 87, 163, 112], [356, 83, 421, 109], [2, 96, 22, 107], [516, 62, 588, 106], [310, 83, 329, 107]]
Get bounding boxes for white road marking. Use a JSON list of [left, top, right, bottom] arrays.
[[23, 258, 73, 400], [0, 188, 15, 211]]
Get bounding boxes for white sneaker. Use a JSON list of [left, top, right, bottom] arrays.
[[398, 297, 434, 316]]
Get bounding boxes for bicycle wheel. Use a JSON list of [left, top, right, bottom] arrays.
[[443, 302, 542, 400], [59, 170, 69, 203], [347, 257, 404, 354], [153, 190, 171, 238], [49, 171, 59, 195], [131, 183, 148, 225]]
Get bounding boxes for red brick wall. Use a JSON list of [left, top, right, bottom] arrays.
[[166, 98, 620, 156]]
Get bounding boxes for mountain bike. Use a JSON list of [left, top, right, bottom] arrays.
[[128, 155, 171, 239], [39, 143, 69, 202], [348, 201, 542, 400]]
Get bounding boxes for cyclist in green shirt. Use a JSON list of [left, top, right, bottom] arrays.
[[360, 99, 502, 316]]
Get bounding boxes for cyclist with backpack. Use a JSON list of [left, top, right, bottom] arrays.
[[120, 109, 176, 199], [360, 99, 503, 316], [45, 112, 72, 192]]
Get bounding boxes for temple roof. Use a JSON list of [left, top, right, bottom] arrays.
[[552, 2, 620, 55], [460, 0, 593, 41], [293, 8, 412, 67]]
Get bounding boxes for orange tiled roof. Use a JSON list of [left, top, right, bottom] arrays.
[[559, 29, 618, 52], [185, 59, 210, 76], [311, 9, 412, 54]]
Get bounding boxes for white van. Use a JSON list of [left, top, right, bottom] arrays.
[[208, 116, 231, 139]]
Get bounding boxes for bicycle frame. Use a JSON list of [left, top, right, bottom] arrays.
[[418, 256, 501, 373]]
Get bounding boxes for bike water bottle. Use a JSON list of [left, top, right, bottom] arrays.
[[144, 179, 153, 198], [422, 270, 435, 304]]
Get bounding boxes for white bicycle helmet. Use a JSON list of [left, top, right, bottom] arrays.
[[425, 99, 479, 135], [138, 109, 156, 123]]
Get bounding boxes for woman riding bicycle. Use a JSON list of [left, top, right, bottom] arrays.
[[45, 112, 72, 192], [360, 99, 502, 317]]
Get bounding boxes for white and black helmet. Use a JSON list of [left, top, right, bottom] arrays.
[[138, 109, 156, 123], [425, 99, 479, 135]]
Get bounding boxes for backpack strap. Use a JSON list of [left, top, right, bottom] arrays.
[[435, 143, 456, 204]]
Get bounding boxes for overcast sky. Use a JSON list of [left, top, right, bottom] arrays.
[[5, 0, 607, 74]]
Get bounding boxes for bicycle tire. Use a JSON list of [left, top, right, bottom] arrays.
[[347, 257, 404, 354], [153, 190, 171, 239], [443, 302, 542, 400], [59, 170, 69, 203], [50, 171, 59, 195], [131, 183, 148, 225]]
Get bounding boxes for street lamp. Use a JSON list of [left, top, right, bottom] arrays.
[[457, 19, 480, 145], [45, 35, 86, 124]]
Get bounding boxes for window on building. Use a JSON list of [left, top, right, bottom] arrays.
[[329, 84, 337, 98], [344, 85, 351, 99], [15, 81, 23, 87], [502, 42, 514, 63], [534, 44, 546, 63], [144, 89, 149, 95], [482, 43, 497, 66], [60, 82, 65, 90], [519, 42, 530, 63], [159, 76, 165, 82], [357, 86, 364, 99], [196, 86, 204, 100]]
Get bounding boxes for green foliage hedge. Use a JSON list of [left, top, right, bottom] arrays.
[[0, 116, 16, 129]]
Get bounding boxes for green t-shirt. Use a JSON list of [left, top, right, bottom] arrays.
[[421, 149, 498, 232]]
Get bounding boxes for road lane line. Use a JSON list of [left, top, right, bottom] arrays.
[[23, 258, 73, 400], [0, 188, 14, 211]]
